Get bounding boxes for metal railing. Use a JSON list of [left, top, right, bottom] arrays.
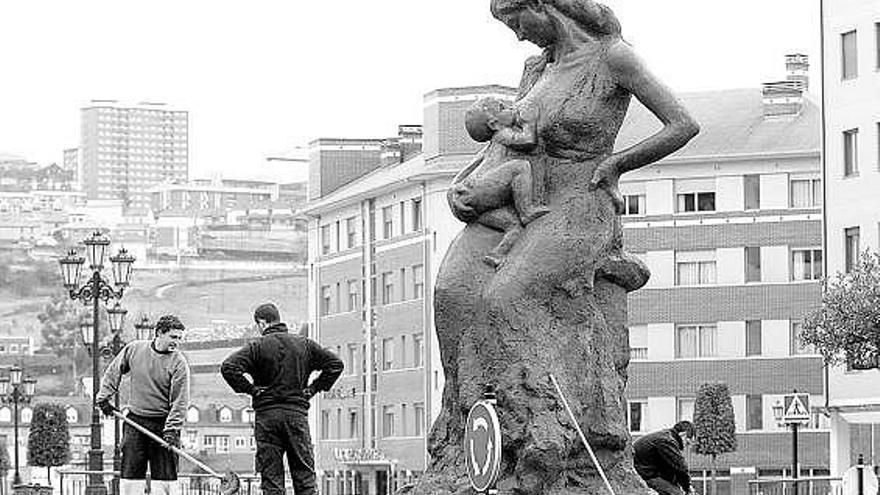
[[749, 476, 844, 495], [56, 470, 262, 495]]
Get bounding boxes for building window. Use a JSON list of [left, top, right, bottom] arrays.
[[186, 407, 199, 423], [345, 217, 358, 248], [382, 206, 394, 239], [382, 337, 394, 371], [399, 268, 407, 301], [347, 344, 358, 376], [675, 251, 717, 286], [414, 403, 425, 436], [412, 264, 424, 299], [219, 407, 232, 423], [234, 437, 247, 449], [845, 227, 860, 273], [383, 405, 395, 437], [842, 30, 858, 80], [334, 221, 341, 252], [241, 408, 255, 423], [412, 198, 423, 231], [844, 129, 859, 176], [320, 410, 330, 440], [381, 271, 394, 304], [677, 192, 715, 213], [347, 280, 359, 312], [413, 334, 424, 368], [743, 175, 760, 210], [623, 194, 646, 216], [349, 409, 359, 439], [790, 178, 822, 208], [676, 324, 717, 358], [791, 321, 815, 355], [791, 248, 823, 281], [876, 23, 880, 70], [320, 285, 331, 316], [677, 397, 695, 422], [628, 400, 647, 432], [745, 247, 761, 283], [629, 325, 648, 360], [746, 395, 763, 430], [321, 225, 331, 255], [746, 320, 762, 357]]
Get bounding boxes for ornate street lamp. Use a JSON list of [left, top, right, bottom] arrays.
[[106, 303, 127, 335], [59, 250, 85, 289], [108, 249, 135, 288], [134, 316, 154, 341], [83, 231, 110, 271], [80, 321, 94, 349], [59, 232, 136, 495], [1, 366, 36, 486]]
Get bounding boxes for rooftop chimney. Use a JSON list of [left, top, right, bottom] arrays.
[[784, 53, 809, 91], [762, 80, 804, 118]]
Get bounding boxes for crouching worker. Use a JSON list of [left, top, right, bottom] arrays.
[[633, 420, 697, 495], [97, 314, 190, 495], [221, 303, 344, 495]]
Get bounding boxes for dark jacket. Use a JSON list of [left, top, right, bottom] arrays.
[[220, 323, 344, 413], [633, 429, 691, 492]]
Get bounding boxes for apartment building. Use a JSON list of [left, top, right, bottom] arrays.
[[820, 0, 880, 475], [620, 58, 826, 493], [80, 101, 188, 212]]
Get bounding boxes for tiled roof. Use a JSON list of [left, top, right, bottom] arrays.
[[615, 88, 820, 159]]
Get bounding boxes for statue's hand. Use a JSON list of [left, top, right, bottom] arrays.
[[588, 158, 625, 215], [447, 186, 477, 223]]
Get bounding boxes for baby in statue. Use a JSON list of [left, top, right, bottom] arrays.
[[448, 97, 550, 269]]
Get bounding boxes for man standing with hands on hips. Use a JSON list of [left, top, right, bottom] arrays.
[[221, 303, 344, 495]]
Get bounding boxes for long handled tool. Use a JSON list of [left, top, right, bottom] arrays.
[[112, 410, 241, 495], [549, 373, 617, 495]]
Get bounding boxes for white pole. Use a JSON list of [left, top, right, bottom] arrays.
[[549, 373, 617, 495]]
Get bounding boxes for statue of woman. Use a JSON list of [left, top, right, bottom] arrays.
[[413, 1, 699, 494]]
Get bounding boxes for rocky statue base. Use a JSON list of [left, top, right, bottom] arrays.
[[407, 220, 651, 495]]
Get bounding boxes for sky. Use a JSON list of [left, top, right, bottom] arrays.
[[0, 0, 820, 183]]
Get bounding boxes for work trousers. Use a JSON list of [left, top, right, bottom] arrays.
[[645, 477, 685, 495], [255, 408, 316, 495]]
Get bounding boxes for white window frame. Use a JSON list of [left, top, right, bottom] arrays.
[[676, 324, 718, 358], [675, 251, 717, 286]]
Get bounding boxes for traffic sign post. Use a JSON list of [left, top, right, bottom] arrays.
[[465, 389, 502, 494], [782, 393, 810, 424], [777, 392, 812, 495]]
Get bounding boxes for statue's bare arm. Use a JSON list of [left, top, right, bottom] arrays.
[[451, 145, 487, 185], [599, 40, 699, 176], [589, 40, 699, 210]]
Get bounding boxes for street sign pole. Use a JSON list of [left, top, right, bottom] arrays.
[[780, 390, 811, 495], [792, 421, 799, 495]]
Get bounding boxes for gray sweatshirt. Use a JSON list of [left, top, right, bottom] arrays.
[[97, 340, 190, 433]]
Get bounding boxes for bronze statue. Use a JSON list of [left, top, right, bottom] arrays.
[[411, 0, 699, 494]]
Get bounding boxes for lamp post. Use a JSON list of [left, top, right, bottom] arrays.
[[59, 231, 135, 495], [0, 366, 37, 486]]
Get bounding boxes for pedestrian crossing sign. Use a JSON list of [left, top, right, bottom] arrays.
[[783, 393, 810, 423]]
